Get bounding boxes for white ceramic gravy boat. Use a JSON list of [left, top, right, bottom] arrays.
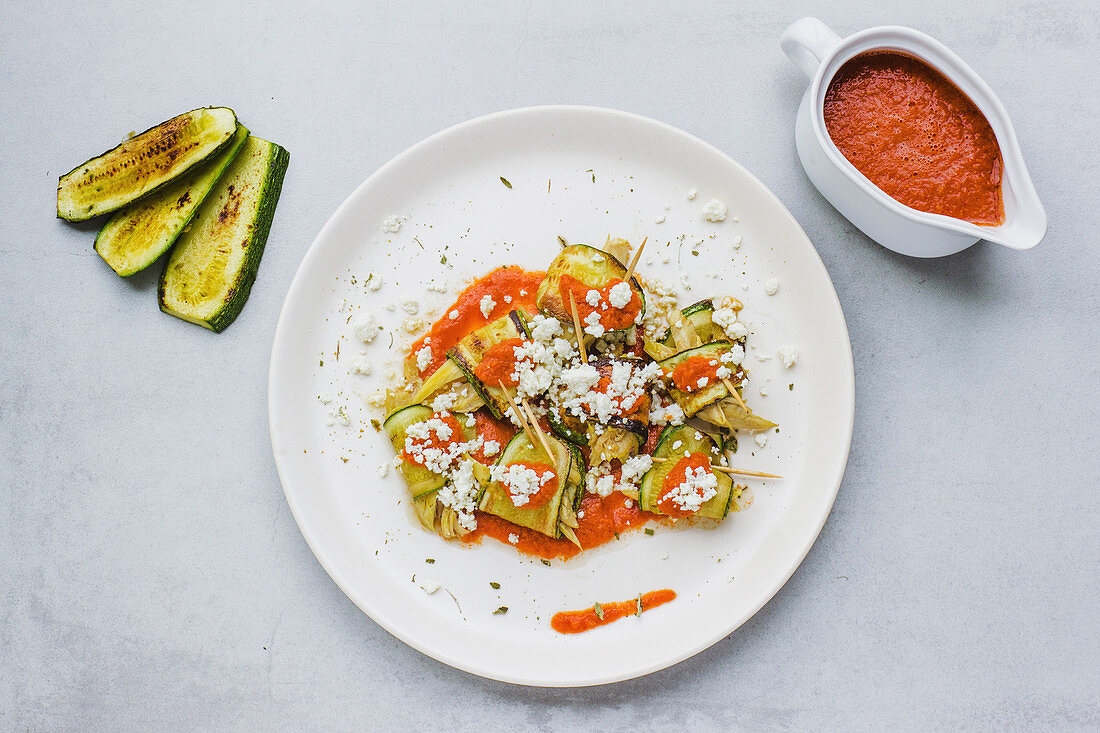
[[781, 17, 1046, 257]]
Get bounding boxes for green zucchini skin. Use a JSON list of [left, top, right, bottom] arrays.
[[639, 424, 734, 521], [535, 243, 645, 327], [445, 311, 529, 420], [94, 124, 249, 277], [57, 107, 239, 221], [478, 432, 576, 538], [158, 135, 290, 332], [657, 341, 739, 417]]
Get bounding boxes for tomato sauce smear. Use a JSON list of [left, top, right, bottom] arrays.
[[551, 589, 677, 634], [411, 266, 544, 375]]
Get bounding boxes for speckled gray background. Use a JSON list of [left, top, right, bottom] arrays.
[[2, 1, 1098, 730]]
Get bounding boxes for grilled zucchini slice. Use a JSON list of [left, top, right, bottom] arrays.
[[446, 311, 529, 420], [657, 342, 738, 417], [534, 243, 645, 326], [479, 432, 580, 539], [159, 136, 289, 332], [94, 125, 249, 276], [639, 425, 734, 521], [57, 107, 239, 221], [383, 404, 476, 499]]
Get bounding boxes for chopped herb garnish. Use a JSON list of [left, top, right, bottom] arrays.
[[636, 594, 643, 616], [789, 383, 795, 391], [557, 235, 568, 248], [425, 558, 435, 564], [644, 528, 654, 536], [540, 559, 551, 567], [489, 581, 501, 590], [440, 254, 448, 265], [593, 602, 605, 620], [319, 360, 323, 366], [500, 176, 512, 189], [370, 419, 382, 431], [691, 249, 699, 256], [493, 606, 509, 615], [614, 532, 620, 540]]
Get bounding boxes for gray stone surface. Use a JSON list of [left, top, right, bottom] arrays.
[[2, 1, 1097, 730]]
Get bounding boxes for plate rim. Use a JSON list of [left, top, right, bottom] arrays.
[[268, 104, 855, 686]]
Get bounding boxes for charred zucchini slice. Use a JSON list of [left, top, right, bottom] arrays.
[[446, 311, 529, 420], [159, 136, 289, 332], [57, 107, 239, 221], [639, 425, 734, 521], [479, 432, 577, 538], [383, 404, 475, 499], [535, 243, 645, 326], [546, 396, 588, 446], [94, 125, 249, 276], [657, 342, 737, 417], [680, 299, 728, 344]]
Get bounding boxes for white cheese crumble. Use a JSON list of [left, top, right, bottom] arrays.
[[377, 464, 389, 478], [585, 289, 602, 307], [665, 466, 718, 513], [764, 278, 780, 296], [702, 199, 728, 222], [483, 440, 500, 457], [318, 392, 333, 404], [417, 578, 441, 594], [352, 313, 378, 343], [366, 273, 383, 291], [490, 463, 554, 507], [607, 281, 633, 309], [448, 309, 460, 320], [399, 296, 419, 315], [351, 353, 373, 375], [583, 311, 606, 339], [686, 188, 698, 200], [382, 215, 402, 233], [479, 294, 496, 318], [778, 345, 799, 368], [415, 345, 432, 372], [426, 281, 448, 293], [508, 533, 519, 545], [654, 215, 666, 224], [754, 434, 768, 448]]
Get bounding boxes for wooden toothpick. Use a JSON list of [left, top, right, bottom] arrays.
[[568, 291, 588, 364], [624, 236, 647, 282], [521, 399, 554, 460], [498, 381, 537, 447], [722, 377, 749, 412], [650, 456, 781, 479]]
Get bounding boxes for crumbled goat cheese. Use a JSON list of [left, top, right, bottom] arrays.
[[383, 302, 396, 312], [778, 345, 799, 368], [490, 463, 554, 507], [702, 199, 728, 222], [416, 345, 432, 372], [382, 215, 402, 233], [426, 281, 448, 293], [732, 235, 743, 250], [686, 188, 698, 200], [665, 466, 718, 513], [366, 273, 383, 291], [585, 289, 602, 307], [608, 281, 633, 309], [399, 296, 419, 315], [620, 455, 653, 485], [448, 310, 460, 320], [759, 386, 769, 397], [583, 311, 606, 339], [352, 353, 373, 375], [650, 399, 685, 426], [764, 278, 780, 296], [711, 306, 738, 336], [508, 533, 519, 545], [352, 313, 378, 343], [479, 294, 496, 318], [430, 392, 456, 411], [417, 578, 441, 594], [529, 314, 562, 342], [318, 392, 333, 404], [754, 434, 768, 448], [377, 464, 389, 478], [655, 215, 666, 224], [483, 440, 500, 457], [438, 459, 480, 531]]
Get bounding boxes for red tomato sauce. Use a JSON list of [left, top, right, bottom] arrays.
[[823, 51, 1004, 225], [658, 452, 712, 518], [670, 355, 721, 393], [464, 491, 657, 560], [411, 266, 544, 375], [550, 589, 677, 634], [472, 411, 516, 464], [472, 338, 526, 389], [558, 274, 642, 331]]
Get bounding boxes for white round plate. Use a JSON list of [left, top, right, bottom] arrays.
[[269, 106, 854, 686]]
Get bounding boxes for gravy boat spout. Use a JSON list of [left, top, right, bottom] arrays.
[[781, 17, 1047, 257]]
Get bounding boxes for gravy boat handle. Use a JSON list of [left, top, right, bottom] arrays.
[[781, 17, 842, 78]]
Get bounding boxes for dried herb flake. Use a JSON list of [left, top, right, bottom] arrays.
[[489, 581, 501, 590], [493, 606, 509, 615], [500, 176, 512, 189], [593, 602, 605, 620]]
